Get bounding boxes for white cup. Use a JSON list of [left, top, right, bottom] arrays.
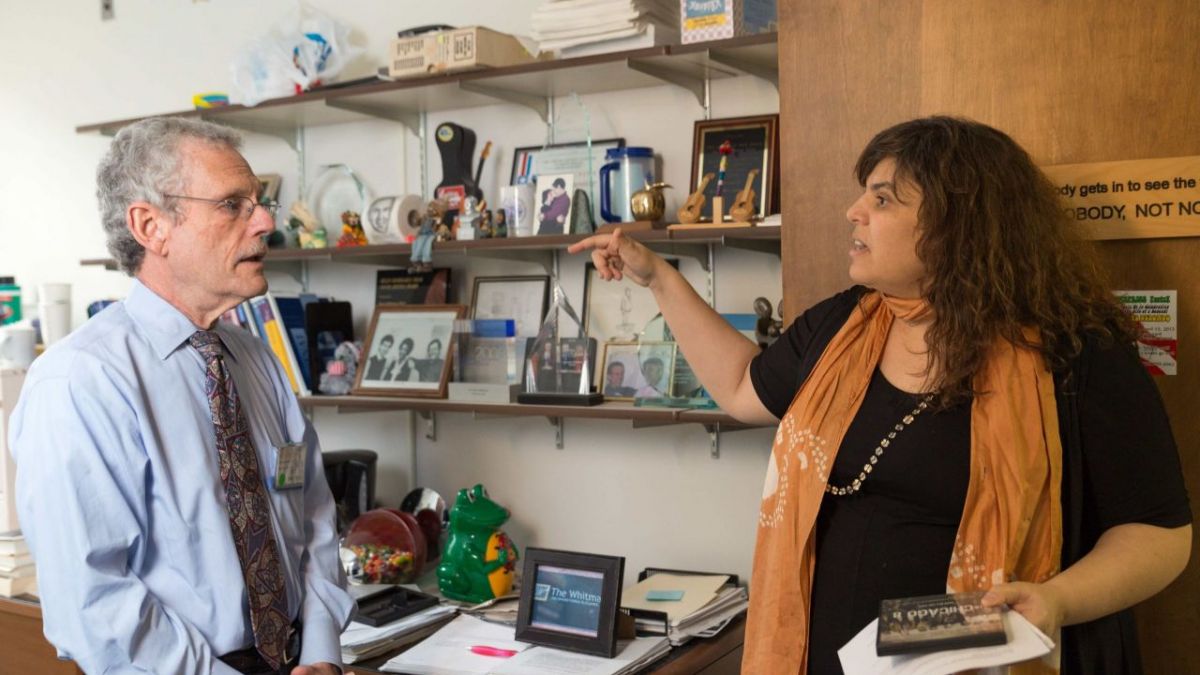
[[39, 303, 72, 346], [0, 325, 36, 370], [500, 184, 535, 237], [38, 282, 71, 305]]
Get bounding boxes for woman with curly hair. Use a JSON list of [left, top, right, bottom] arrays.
[[570, 116, 1190, 674]]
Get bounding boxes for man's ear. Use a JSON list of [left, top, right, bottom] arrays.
[[127, 201, 172, 256]]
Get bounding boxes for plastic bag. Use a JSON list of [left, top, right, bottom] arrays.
[[231, 2, 363, 106]]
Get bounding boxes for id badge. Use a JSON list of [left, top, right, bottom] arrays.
[[272, 443, 307, 490]]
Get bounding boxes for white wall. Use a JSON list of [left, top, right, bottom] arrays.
[[0, 0, 781, 583]]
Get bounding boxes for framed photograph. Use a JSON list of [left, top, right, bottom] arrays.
[[690, 114, 780, 221], [600, 341, 676, 401], [535, 174, 574, 235], [354, 304, 466, 398], [257, 173, 282, 204], [516, 547, 625, 658], [470, 275, 550, 338], [511, 138, 624, 225]]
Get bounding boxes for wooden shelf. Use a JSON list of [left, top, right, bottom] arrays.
[[75, 34, 778, 137], [80, 226, 780, 270], [299, 393, 761, 430]]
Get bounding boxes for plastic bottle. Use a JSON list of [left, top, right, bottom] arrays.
[[0, 277, 21, 326]]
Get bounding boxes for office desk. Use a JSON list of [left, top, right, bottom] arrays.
[[353, 614, 745, 675], [0, 595, 744, 675], [0, 596, 83, 674]]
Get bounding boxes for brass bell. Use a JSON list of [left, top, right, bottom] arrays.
[[630, 182, 672, 222]]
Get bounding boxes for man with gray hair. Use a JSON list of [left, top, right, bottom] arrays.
[[9, 117, 355, 674]]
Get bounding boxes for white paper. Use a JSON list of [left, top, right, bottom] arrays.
[[380, 615, 531, 674], [838, 610, 1054, 675], [490, 636, 669, 675]]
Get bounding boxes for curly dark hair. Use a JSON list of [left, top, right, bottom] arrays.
[[854, 116, 1138, 405]]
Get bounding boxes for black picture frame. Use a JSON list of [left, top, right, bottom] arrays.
[[690, 114, 780, 221], [515, 547, 625, 658]]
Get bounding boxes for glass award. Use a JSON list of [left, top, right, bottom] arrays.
[[517, 280, 603, 406]]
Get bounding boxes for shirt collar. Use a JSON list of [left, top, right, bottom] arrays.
[[125, 280, 236, 361]]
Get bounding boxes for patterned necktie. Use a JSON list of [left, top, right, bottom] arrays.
[[189, 330, 290, 669]]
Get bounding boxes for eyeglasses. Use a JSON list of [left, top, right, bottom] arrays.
[[164, 194, 280, 220]]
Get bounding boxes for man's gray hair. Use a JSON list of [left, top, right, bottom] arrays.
[[96, 117, 243, 274]]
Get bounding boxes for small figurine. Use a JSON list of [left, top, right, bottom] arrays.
[[336, 210, 368, 248], [436, 484, 519, 604], [288, 200, 328, 249], [318, 341, 361, 395], [411, 199, 446, 272], [492, 208, 508, 238], [754, 296, 783, 349], [434, 221, 452, 242], [478, 209, 493, 239], [457, 196, 482, 241]]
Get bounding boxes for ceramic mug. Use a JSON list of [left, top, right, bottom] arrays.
[[0, 325, 36, 370]]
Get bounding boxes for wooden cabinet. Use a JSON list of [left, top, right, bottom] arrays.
[[0, 597, 83, 675]]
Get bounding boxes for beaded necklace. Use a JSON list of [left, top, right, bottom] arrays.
[[824, 393, 935, 497]]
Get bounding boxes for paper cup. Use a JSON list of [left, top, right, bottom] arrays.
[[38, 282, 71, 304], [39, 302, 72, 345], [0, 325, 36, 369]]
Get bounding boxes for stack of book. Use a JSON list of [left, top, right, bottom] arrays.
[[0, 530, 36, 598], [219, 292, 323, 397], [531, 0, 680, 56]]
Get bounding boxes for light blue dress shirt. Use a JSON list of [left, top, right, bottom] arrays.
[[9, 280, 354, 674]]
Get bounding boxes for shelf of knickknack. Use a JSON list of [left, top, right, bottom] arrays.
[[79, 225, 781, 271], [299, 393, 766, 456], [74, 33, 778, 139]]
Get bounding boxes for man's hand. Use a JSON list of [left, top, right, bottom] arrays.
[[981, 581, 1066, 638], [566, 228, 663, 288], [291, 663, 354, 675]]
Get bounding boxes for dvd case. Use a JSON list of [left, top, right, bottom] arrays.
[[876, 591, 1008, 656]]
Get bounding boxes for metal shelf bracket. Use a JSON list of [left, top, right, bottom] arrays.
[[205, 117, 301, 151], [707, 49, 780, 90], [457, 81, 550, 123], [417, 410, 437, 441], [626, 58, 707, 107], [706, 423, 721, 459], [324, 99, 422, 134], [547, 416, 565, 449]]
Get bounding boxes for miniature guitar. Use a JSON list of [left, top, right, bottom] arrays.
[[728, 169, 760, 223], [677, 172, 715, 223]]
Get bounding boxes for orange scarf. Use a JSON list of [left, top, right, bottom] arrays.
[[743, 291, 1062, 673]]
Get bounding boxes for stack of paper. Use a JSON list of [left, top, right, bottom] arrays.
[[621, 573, 749, 646], [492, 636, 671, 675], [0, 530, 36, 598], [530, 0, 680, 54], [340, 604, 458, 664], [380, 615, 532, 674]]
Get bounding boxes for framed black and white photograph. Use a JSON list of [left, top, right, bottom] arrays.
[[690, 114, 779, 221], [515, 547, 625, 658], [534, 173, 574, 236], [470, 275, 550, 338], [600, 341, 676, 401], [354, 304, 466, 398], [511, 138, 624, 225]]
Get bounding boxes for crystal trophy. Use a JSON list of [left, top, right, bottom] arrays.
[[517, 280, 602, 406]]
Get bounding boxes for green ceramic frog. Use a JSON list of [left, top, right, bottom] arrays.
[[436, 484, 519, 603]]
